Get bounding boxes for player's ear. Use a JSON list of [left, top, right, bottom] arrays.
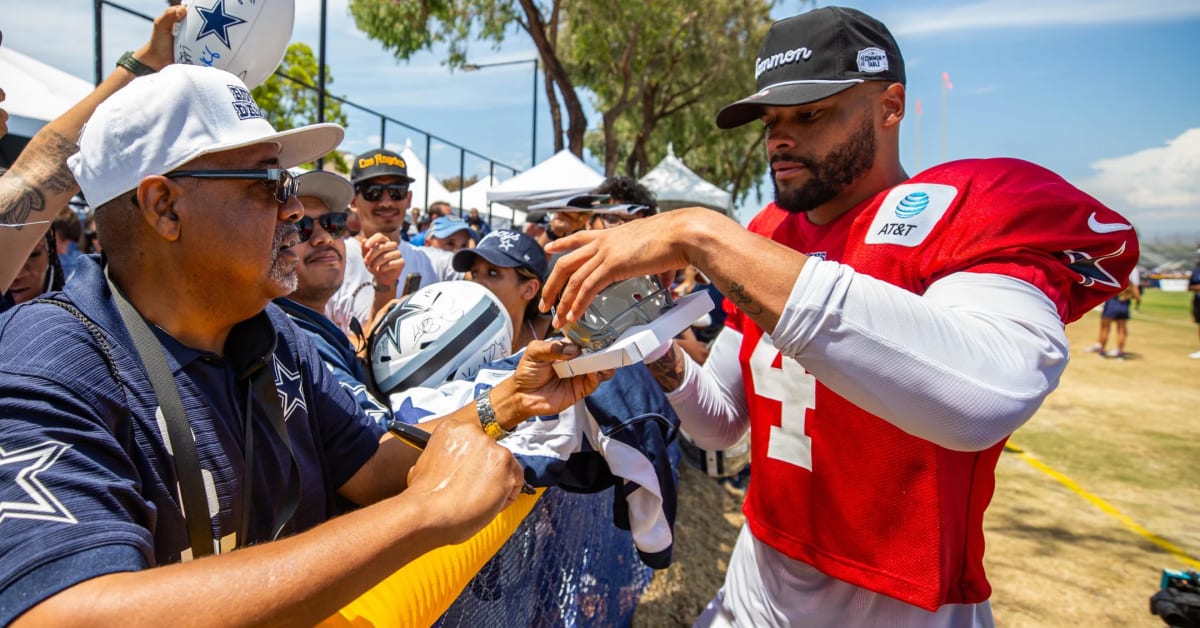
[[880, 83, 905, 129]]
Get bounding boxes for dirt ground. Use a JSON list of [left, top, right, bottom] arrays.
[[633, 294, 1199, 627]]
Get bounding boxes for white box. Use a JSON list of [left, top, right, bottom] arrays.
[[553, 291, 715, 377]]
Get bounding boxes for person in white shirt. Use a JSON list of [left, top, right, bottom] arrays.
[[326, 148, 461, 337]]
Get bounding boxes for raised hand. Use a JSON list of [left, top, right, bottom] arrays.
[[362, 233, 405, 290]]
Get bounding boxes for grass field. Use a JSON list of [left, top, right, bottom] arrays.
[[987, 288, 1199, 626], [634, 288, 1200, 627]]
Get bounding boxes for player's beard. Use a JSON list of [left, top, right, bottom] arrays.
[[772, 115, 877, 214], [268, 223, 299, 295]]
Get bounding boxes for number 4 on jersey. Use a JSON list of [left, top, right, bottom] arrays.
[[749, 336, 815, 471]]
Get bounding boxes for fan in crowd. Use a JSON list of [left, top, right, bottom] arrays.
[[0, 61, 608, 625], [325, 148, 462, 338], [273, 170, 391, 424], [453, 229, 553, 353]]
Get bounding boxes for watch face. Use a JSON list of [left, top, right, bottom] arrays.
[[560, 275, 674, 352]]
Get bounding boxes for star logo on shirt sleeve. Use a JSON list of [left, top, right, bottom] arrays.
[[272, 358, 309, 421], [0, 441, 78, 525], [196, 0, 247, 49]]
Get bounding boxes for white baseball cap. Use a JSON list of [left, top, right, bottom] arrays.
[[295, 171, 353, 212], [68, 64, 344, 207]]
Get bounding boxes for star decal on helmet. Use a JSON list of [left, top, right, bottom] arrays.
[[196, 0, 247, 49]]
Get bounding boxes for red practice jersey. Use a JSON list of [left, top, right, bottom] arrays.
[[728, 158, 1138, 611]]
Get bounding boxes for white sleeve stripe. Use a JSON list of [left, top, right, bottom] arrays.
[[771, 260, 1068, 451]]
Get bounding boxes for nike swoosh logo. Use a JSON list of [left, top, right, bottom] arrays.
[[1088, 212, 1133, 234]]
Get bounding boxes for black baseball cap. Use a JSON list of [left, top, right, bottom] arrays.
[[716, 6, 905, 129], [351, 149, 416, 185], [453, 229, 548, 282]]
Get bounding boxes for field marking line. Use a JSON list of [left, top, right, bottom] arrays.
[[1003, 442, 1200, 570]]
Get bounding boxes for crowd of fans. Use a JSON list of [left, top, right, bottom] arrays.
[[0, 4, 1144, 626]]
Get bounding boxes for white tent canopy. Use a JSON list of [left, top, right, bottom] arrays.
[[400, 144, 456, 211], [486, 149, 604, 211], [640, 145, 733, 215], [459, 175, 521, 228], [0, 47, 93, 138], [459, 175, 499, 213]]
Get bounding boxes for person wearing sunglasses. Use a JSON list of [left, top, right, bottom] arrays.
[[275, 171, 391, 424], [586, 176, 658, 231], [327, 149, 462, 339], [0, 65, 610, 626]]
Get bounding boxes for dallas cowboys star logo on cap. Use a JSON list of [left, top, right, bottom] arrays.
[[196, 0, 247, 49]]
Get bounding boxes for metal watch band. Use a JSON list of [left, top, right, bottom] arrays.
[[476, 389, 510, 440], [116, 51, 156, 77]]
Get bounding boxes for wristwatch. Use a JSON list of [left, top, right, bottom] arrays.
[[372, 281, 396, 293], [116, 51, 156, 77], [476, 389, 511, 440]]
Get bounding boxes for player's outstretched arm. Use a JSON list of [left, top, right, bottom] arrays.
[[0, 5, 183, 292], [541, 206, 808, 335]]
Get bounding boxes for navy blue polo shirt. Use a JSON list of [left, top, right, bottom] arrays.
[[0, 255, 384, 624]]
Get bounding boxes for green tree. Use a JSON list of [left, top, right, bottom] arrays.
[[349, 0, 590, 158], [252, 42, 350, 173], [347, 0, 787, 205], [442, 174, 481, 192], [573, 0, 776, 202]]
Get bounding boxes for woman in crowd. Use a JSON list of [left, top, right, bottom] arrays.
[[452, 229, 552, 354]]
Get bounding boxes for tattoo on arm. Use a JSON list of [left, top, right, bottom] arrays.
[[0, 173, 45, 226], [0, 129, 80, 226], [647, 344, 685, 393], [727, 281, 763, 316]]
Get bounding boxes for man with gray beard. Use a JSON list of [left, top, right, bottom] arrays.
[[0, 65, 608, 625]]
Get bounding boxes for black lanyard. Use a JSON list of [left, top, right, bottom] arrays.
[[107, 273, 299, 558]]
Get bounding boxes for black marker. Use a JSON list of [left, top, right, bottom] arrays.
[[387, 419, 430, 451], [387, 420, 536, 495]]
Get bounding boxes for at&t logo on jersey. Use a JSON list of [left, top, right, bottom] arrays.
[[865, 184, 958, 247]]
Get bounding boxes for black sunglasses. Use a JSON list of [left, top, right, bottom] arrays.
[[357, 182, 409, 202], [296, 213, 349, 242], [166, 168, 297, 204]]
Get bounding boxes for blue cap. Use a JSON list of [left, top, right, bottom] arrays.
[[431, 216, 472, 239], [453, 230, 548, 281]]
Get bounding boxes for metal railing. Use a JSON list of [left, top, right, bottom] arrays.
[[93, 0, 523, 218]]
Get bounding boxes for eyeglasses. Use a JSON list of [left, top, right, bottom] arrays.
[[296, 213, 349, 242], [165, 168, 297, 205], [357, 183, 409, 202]]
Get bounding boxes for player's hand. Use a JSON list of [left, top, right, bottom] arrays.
[[405, 420, 524, 544], [133, 5, 186, 72], [494, 339, 612, 425], [541, 208, 700, 327], [362, 233, 405, 288]]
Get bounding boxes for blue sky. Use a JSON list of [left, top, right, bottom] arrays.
[[4, 0, 1200, 240]]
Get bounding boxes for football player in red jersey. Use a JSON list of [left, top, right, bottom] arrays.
[[541, 6, 1139, 626]]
